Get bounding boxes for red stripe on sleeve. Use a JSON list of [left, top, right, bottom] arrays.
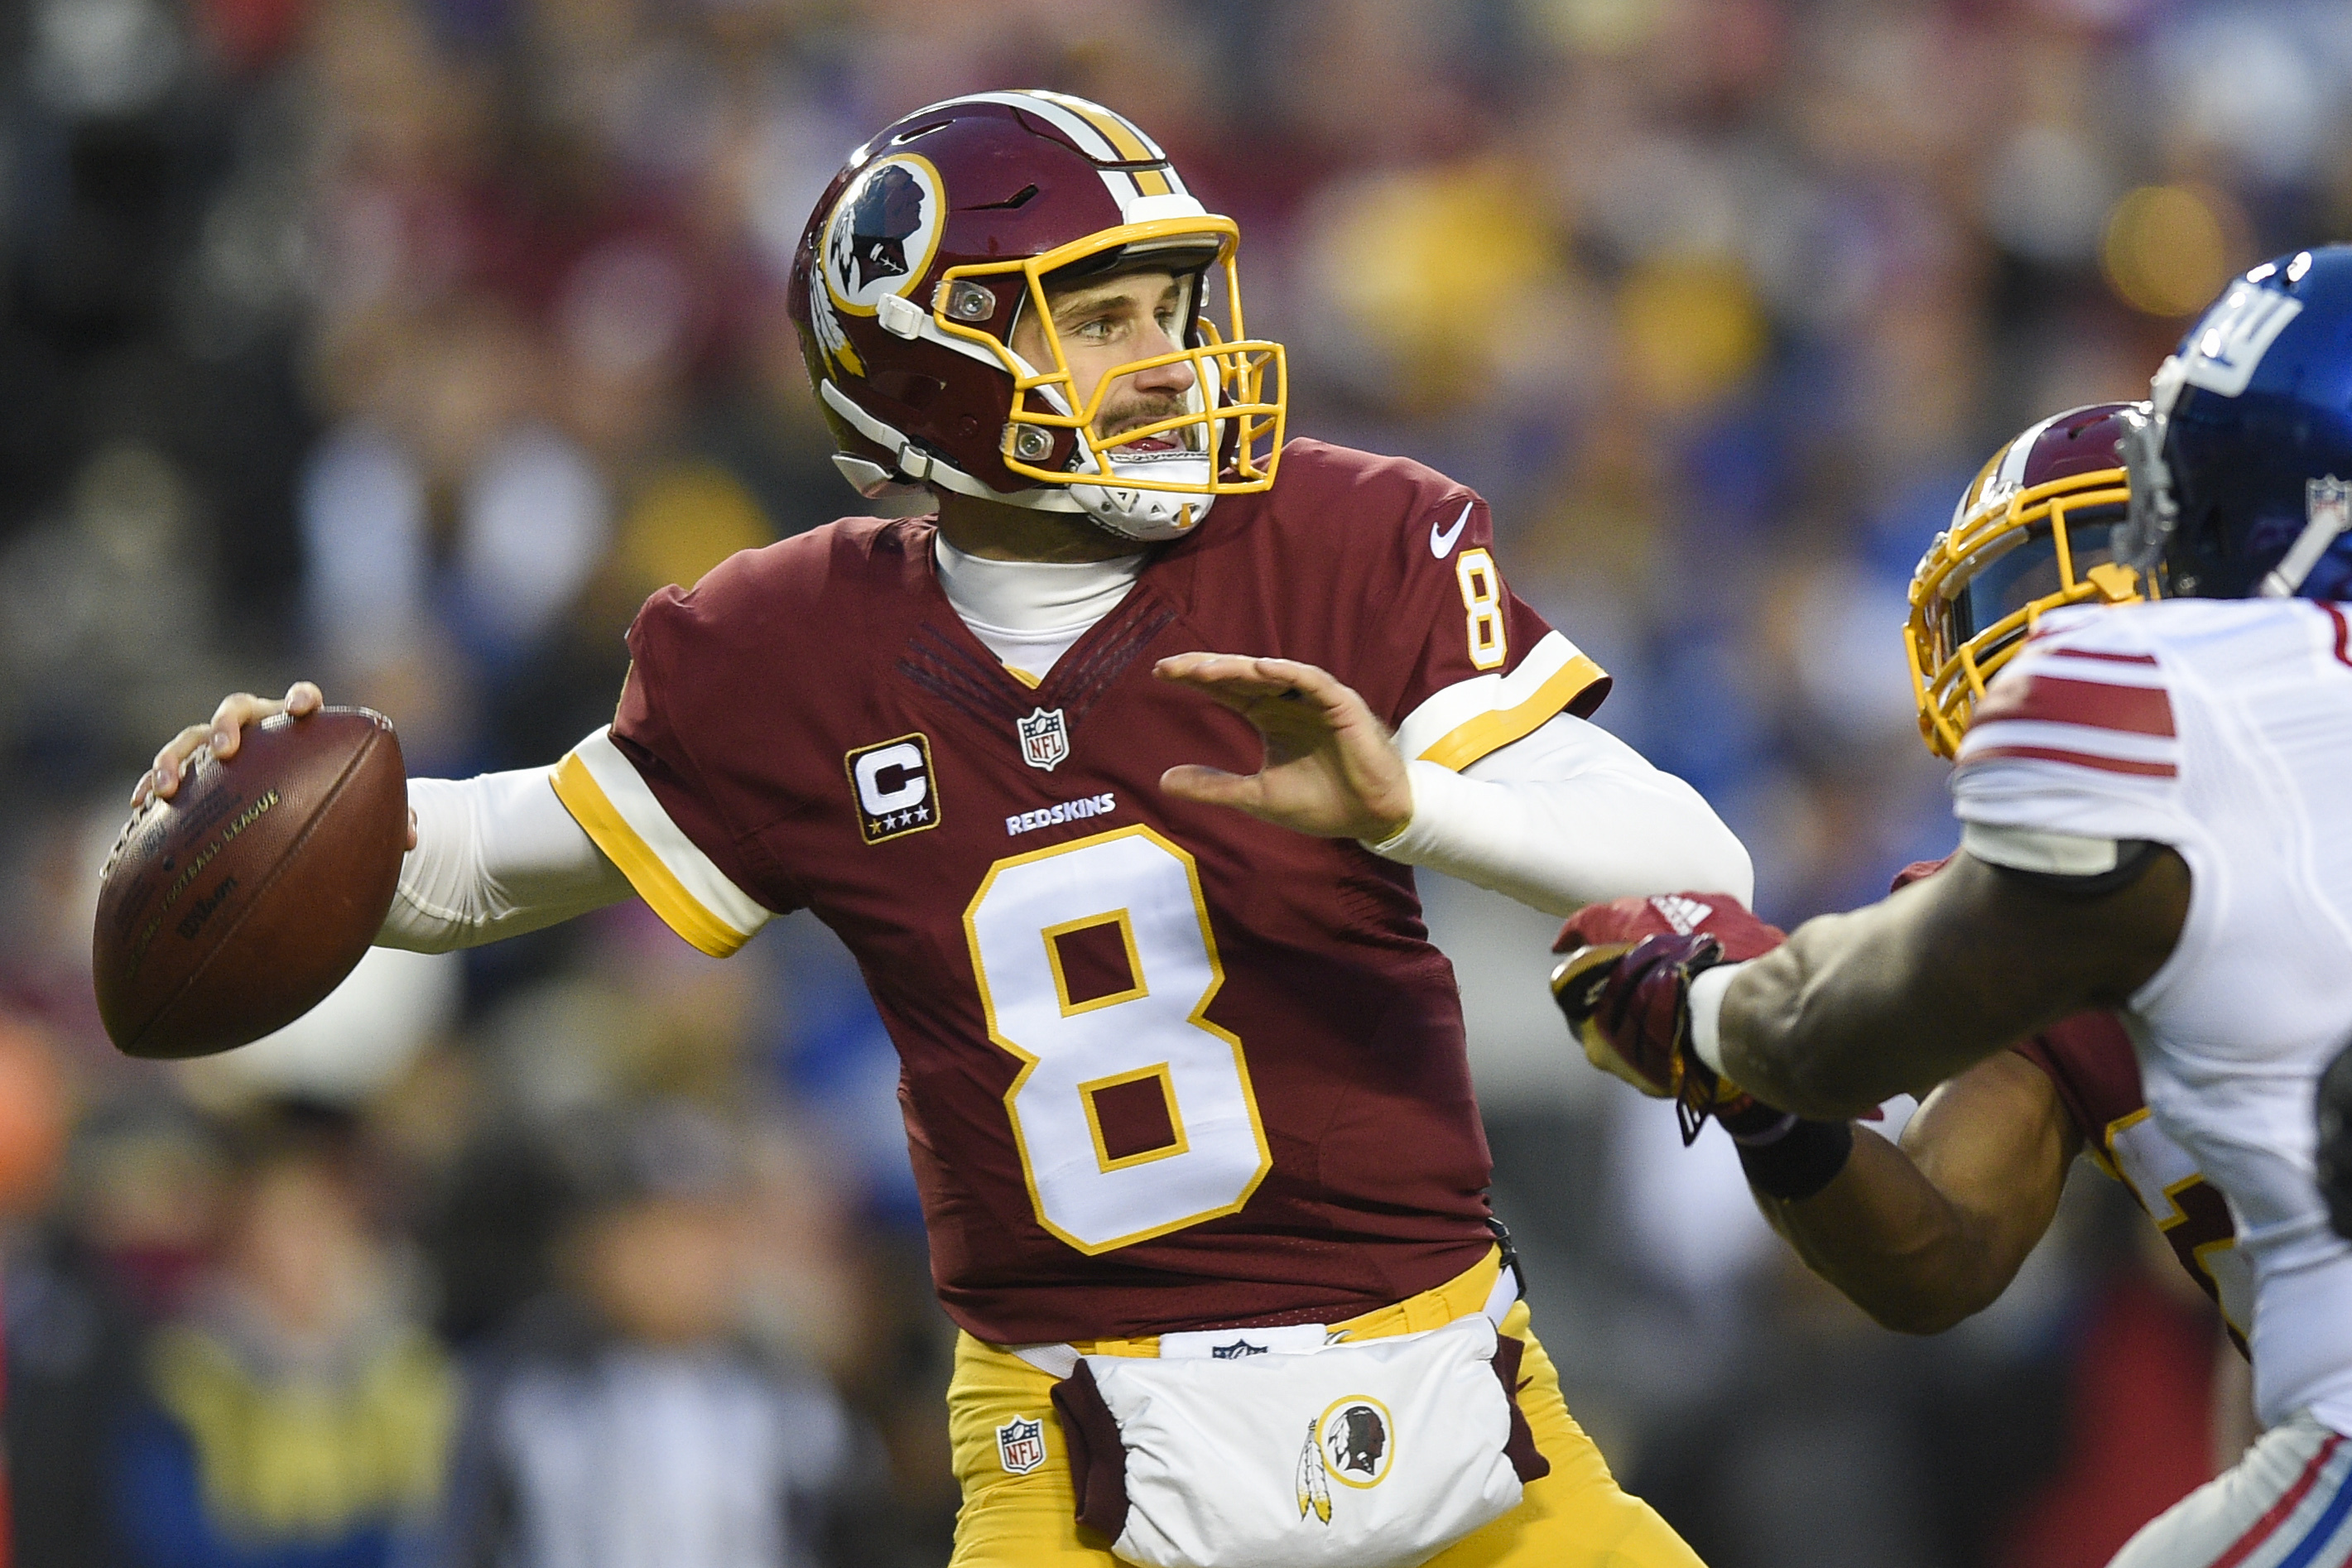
[[2210, 1433, 2343, 1568], [2042, 647, 2160, 666], [1975, 673, 2176, 736], [1963, 743, 2178, 777]]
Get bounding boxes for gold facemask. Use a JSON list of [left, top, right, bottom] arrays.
[[1904, 452, 2150, 759]]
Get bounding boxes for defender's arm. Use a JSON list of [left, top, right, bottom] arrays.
[[1753, 1051, 2080, 1333], [1705, 849, 2189, 1120]]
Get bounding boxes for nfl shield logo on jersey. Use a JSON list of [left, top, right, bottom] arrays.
[[997, 1416, 1046, 1474], [1017, 707, 1070, 772]]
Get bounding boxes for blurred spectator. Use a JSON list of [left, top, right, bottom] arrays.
[[108, 1110, 457, 1568], [426, 1104, 873, 1568]]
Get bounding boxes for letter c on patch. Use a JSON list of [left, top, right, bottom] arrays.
[[854, 743, 928, 815]]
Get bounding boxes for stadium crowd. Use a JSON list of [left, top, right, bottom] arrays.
[[2, 0, 2350, 1563]]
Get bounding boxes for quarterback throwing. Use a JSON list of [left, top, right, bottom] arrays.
[[140, 92, 1748, 1568]]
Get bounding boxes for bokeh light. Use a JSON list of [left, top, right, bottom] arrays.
[[2103, 184, 2247, 318]]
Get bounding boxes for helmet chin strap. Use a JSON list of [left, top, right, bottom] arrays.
[[1024, 362, 1218, 542], [1067, 463, 1216, 542], [821, 363, 1221, 541]]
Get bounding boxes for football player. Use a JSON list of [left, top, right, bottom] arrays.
[[138, 94, 1748, 1566], [1559, 250, 2352, 1566], [1558, 405, 2252, 1350]]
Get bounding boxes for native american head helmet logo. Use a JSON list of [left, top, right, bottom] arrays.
[[844, 165, 922, 291], [820, 155, 945, 315]]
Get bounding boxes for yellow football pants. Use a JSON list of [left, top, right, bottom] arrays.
[[945, 1253, 1704, 1568]]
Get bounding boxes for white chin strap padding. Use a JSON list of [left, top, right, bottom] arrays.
[[1057, 373, 1219, 541], [1071, 456, 1217, 541]]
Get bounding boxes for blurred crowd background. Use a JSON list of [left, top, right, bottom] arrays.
[[1, 0, 2347, 1562]]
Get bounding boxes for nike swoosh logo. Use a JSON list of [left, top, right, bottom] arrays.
[[1429, 501, 1472, 559]]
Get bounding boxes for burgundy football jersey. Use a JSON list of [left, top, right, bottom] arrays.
[[1891, 858, 2248, 1342], [551, 440, 1609, 1344]]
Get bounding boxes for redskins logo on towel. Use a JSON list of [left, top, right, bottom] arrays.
[[1320, 1397, 1395, 1487], [1297, 1394, 1396, 1522]]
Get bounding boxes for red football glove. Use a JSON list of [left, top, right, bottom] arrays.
[[1551, 892, 1787, 963], [1550, 894, 1787, 1142]]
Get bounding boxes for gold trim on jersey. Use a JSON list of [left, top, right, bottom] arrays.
[[1077, 1063, 1189, 1173], [549, 729, 769, 959], [1044, 910, 1148, 1017], [1394, 630, 1608, 772]]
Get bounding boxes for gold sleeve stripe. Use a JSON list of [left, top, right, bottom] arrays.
[[1415, 655, 1606, 772], [549, 729, 768, 958], [1392, 630, 1604, 771]]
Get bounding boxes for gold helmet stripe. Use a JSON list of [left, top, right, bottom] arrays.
[[1034, 90, 1179, 199]]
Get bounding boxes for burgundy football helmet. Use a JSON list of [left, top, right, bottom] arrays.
[[1904, 402, 2157, 758], [787, 91, 1286, 542]]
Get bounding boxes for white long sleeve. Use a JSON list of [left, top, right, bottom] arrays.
[[1364, 714, 1753, 915], [375, 769, 635, 952]]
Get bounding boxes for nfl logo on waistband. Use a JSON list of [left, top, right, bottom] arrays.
[[1017, 707, 1070, 772], [997, 1416, 1046, 1474]]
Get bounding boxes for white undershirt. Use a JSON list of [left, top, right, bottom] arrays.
[[932, 536, 1144, 683]]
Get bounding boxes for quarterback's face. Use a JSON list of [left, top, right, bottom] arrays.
[[1017, 270, 1200, 451]]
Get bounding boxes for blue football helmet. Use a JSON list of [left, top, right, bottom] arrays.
[[2119, 245, 2352, 601]]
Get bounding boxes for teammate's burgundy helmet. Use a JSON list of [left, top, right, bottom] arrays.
[[1904, 403, 2156, 758], [786, 91, 1286, 543]]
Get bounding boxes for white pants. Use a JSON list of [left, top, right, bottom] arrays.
[[2109, 1411, 2352, 1568]]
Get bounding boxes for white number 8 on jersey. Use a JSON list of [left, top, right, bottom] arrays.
[[963, 826, 1272, 1254]]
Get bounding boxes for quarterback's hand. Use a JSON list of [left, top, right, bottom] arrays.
[[134, 682, 418, 850], [1551, 931, 1734, 1143], [1153, 653, 1413, 841], [1551, 892, 1787, 962]]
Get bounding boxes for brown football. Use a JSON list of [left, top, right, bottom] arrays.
[[93, 708, 407, 1059]]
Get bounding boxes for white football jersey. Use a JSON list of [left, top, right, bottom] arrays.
[[1951, 597, 2352, 1436]]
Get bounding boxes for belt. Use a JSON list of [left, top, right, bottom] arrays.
[[1008, 1246, 1519, 1380]]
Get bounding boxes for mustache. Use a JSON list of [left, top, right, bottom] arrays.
[[1099, 394, 1200, 442]]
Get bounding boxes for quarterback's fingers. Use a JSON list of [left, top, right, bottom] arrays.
[[1154, 653, 1303, 702], [1158, 762, 1266, 813], [142, 683, 325, 803], [1581, 1026, 1672, 1097], [1548, 941, 1633, 1025], [207, 685, 308, 762], [141, 722, 215, 803], [1156, 654, 1358, 709]]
